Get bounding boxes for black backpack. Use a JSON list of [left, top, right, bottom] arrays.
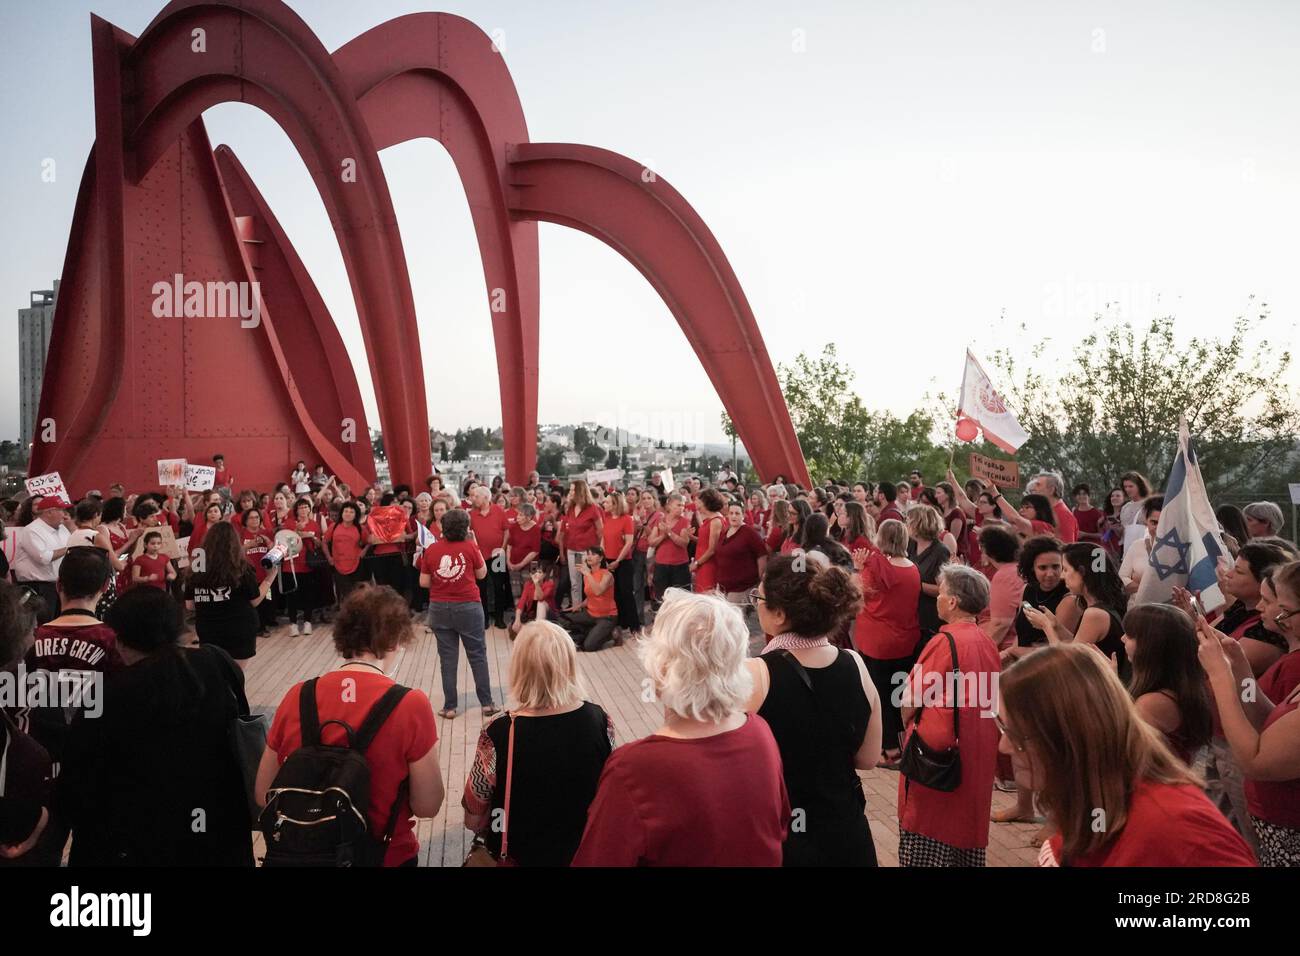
[[259, 677, 412, 867]]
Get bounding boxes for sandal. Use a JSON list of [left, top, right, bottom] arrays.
[[438, 708, 458, 720]]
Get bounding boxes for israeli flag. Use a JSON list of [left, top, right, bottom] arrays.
[[413, 520, 436, 566], [1134, 416, 1230, 612]]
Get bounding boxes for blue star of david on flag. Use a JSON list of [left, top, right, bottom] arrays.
[[1149, 527, 1191, 580]]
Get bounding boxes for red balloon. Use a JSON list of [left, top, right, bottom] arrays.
[[955, 418, 980, 442]]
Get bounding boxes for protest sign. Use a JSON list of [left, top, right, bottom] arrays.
[[968, 453, 1020, 489], [131, 523, 183, 561], [585, 468, 624, 485], [25, 472, 69, 503], [157, 459, 187, 486], [184, 464, 216, 491]]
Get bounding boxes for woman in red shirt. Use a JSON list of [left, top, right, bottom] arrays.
[[239, 509, 275, 634], [284, 498, 322, 636], [257, 586, 444, 866], [510, 563, 557, 638], [557, 480, 603, 610], [852, 518, 921, 764], [418, 509, 497, 719], [572, 590, 790, 866], [633, 494, 659, 626], [1000, 643, 1255, 867], [324, 501, 370, 606], [935, 481, 969, 561], [896, 565, 1001, 866], [690, 489, 726, 594], [601, 491, 638, 634], [745, 489, 770, 536], [648, 493, 692, 604], [1200, 572, 1300, 867]]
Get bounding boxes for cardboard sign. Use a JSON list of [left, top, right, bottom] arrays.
[[25, 471, 70, 504], [585, 468, 624, 485], [1290, 483, 1300, 506], [184, 464, 216, 491], [658, 468, 675, 493], [174, 536, 191, 570], [131, 523, 183, 561], [157, 459, 187, 487], [968, 453, 1020, 489]]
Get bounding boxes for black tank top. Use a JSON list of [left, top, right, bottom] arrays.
[[758, 649, 872, 825]]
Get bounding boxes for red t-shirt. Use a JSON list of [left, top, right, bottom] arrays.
[[26, 621, 123, 673], [1047, 780, 1256, 866], [636, 513, 661, 553], [853, 547, 922, 659], [470, 505, 510, 559], [652, 515, 692, 566], [1245, 694, 1300, 829], [714, 525, 767, 594], [1052, 500, 1078, 543], [214, 466, 233, 489], [765, 524, 787, 554], [131, 552, 172, 591], [268, 671, 437, 866], [1259, 649, 1300, 704], [1073, 507, 1105, 537], [507, 521, 542, 567], [239, 526, 271, 582], [602, 514, 635, 562], [285, 518, 321, 572], [745, 507, 770, 531], [572, 715, 790, 867], [420, 540, 485, 603], [326, 523, 367, 575], [561, 504, 603, 551]]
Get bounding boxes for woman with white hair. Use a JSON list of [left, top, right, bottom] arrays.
[[572, 590, 790, 866], [462, 621, 613, 866], [896, 564, 1002, 866], [1243, 502, 1286, 540]]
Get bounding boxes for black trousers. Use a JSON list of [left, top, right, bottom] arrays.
[[652, 562, 692, 601], [478, 565, 512, 625], [864, 653, 918, 755], [370, 552, 407, 601], [612, 560, 640, 629], [16, 580, 59, 625]]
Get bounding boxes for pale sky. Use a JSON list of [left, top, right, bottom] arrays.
[[3, 0, 1298, 447]]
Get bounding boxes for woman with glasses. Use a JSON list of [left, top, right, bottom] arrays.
[[1199, 560, 1300, 866], [1000, 643, 1254, 867], [743, 556, 881, 865], [896, 565, 1002, 867]]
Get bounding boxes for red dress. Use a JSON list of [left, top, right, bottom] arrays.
[[693, 515, 724, 592], [896, 620, 1002, 849], [853, 545, 921, 660]]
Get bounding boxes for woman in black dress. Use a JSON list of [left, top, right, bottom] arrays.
[[56, 586, 255, 866], [462, 620, 613, 865], [906, 505, 952, 646], [744, 555, 883, 866], [1023, 542, 1130, 681], [185, 521, 277, 667]]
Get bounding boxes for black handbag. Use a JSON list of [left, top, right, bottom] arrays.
[[898, 631, 963, 793]]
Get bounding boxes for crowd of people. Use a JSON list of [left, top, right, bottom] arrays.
[[0, 454, 1296, 868]]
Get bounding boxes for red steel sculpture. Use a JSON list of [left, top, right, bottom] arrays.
[[31, 0, 811, 492]]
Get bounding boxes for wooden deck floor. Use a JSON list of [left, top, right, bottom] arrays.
[[242, 620, 1041, 866]]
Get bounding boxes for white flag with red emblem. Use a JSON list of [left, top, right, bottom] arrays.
[[956, 350, 1029, 454]]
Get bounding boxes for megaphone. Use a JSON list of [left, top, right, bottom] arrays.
[[262, 529, 303, 569]]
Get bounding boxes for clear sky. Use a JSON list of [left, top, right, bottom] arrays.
[[3, 0, 1298, 448]]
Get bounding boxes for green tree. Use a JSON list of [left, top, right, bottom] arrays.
[[581, 443, 606, 467], [370, 430, 385, 461], [778, 344, 875, 482], [574, 427, 591, 453], [439, 441, 449, 463], [452, 429, 469, 461], [987, 303, 1300, 495], [720, 410, 739, 475], [536, 443, 567, 476]]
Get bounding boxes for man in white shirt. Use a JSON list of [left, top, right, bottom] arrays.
[[12, 496, 74, 619], [1119, 495, 1164, 595]]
